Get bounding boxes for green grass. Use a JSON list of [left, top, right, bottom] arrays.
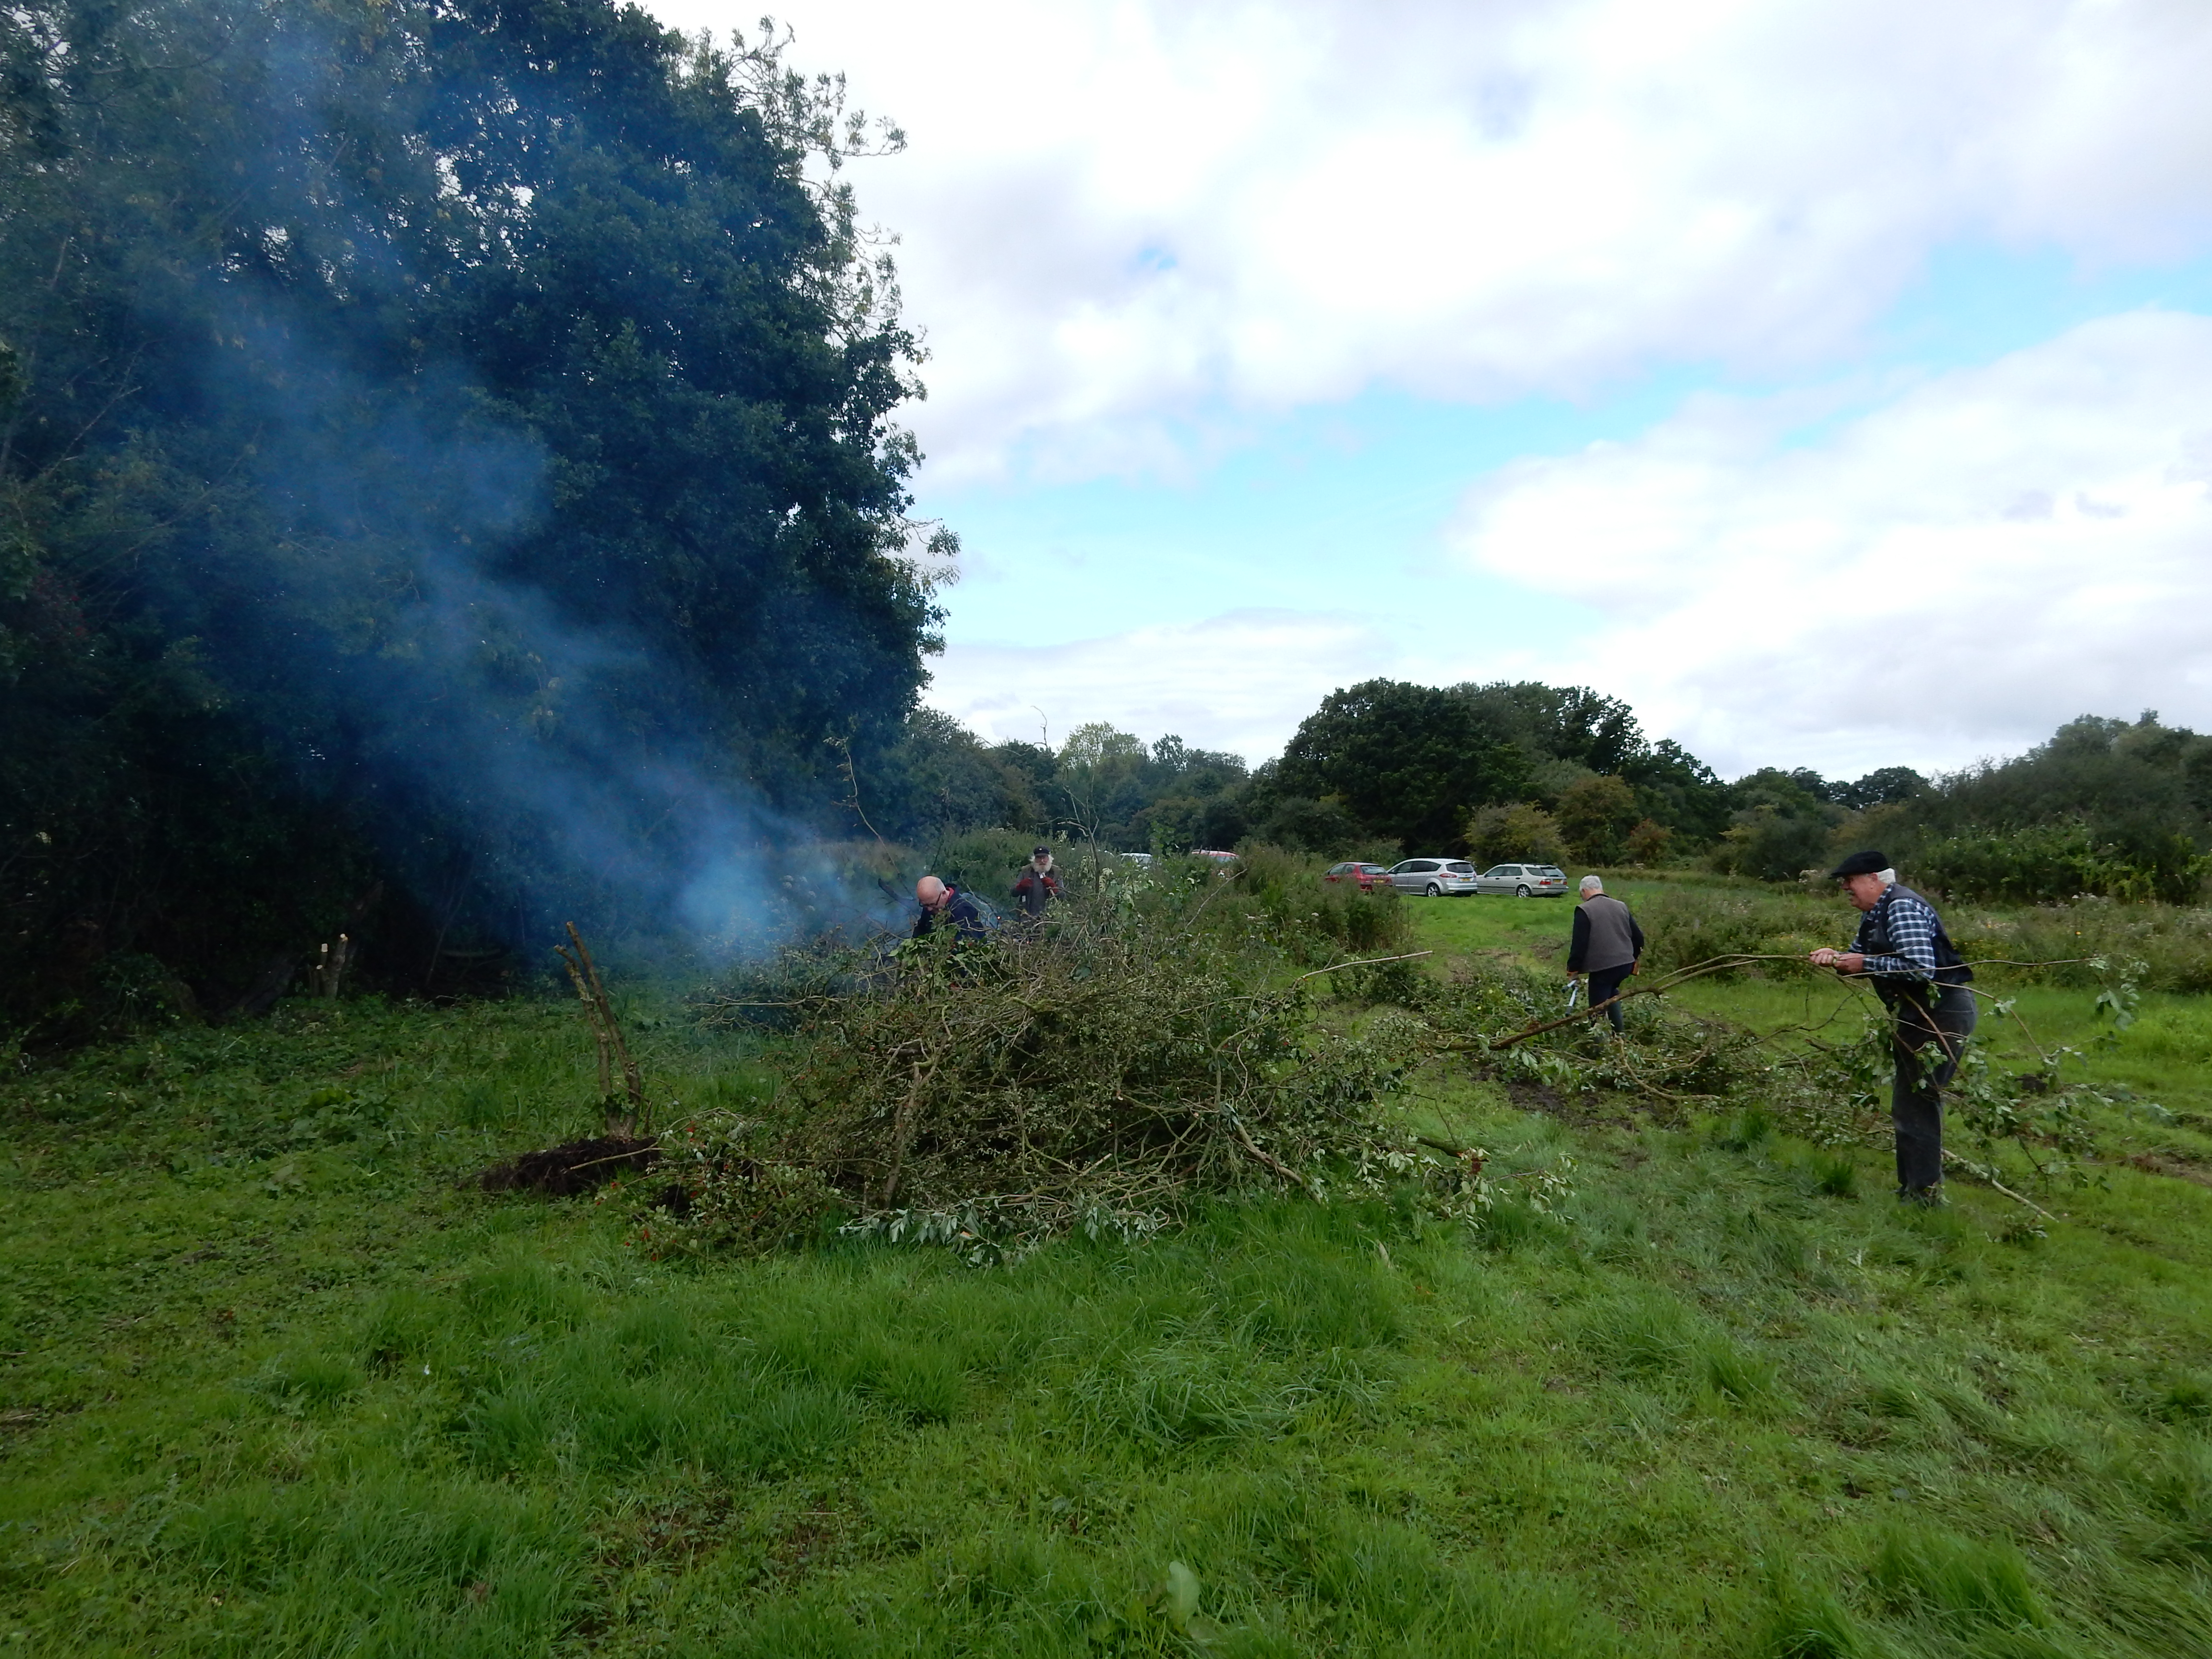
[[5, 926, 2212, 1655]]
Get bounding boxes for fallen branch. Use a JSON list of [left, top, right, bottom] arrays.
[[1289, 950, 1433, 984], [1941, 1148, 2057, 1221], [1465, 955, 1784, 1050], [1227, 1118, 1313, 1192]]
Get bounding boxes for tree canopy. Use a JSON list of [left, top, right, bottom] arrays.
[[1, 0, 944, 1025]]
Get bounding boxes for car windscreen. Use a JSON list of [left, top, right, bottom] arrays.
[[1445, 862, 1475, 873]]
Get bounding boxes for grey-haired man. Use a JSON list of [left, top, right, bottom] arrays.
[[1010, 844, 1067, 922], [1810, 849, 1976, 1204], [1567, 875, 1644, 1033]]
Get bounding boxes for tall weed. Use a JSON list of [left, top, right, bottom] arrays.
[[1626, 878, 2212, 994], [1228, 842, 1412, 963], [1632, 883, 1833, 975], [1954, 896, 2212, 992]]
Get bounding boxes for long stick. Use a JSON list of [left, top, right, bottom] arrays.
[[567, 923, 644, 1119], [555, 946, 612, 1101], [1289, 950, 1433, 984], [1470, 949, 2101, 1054], [1941, 1149, 2057, 1220], [1468, 955, 1780, 1050]]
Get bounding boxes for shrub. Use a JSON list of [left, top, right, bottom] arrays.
[[1624, 817, 1673, 866], [1466, 803, 1567, 867], [1556, 774, 1639, 864], [1951, 896, 2212, 992], [1714, 806, 1834, 883], [1629, 883, 1835, 976], [1228, 844, 1412, 963], [1916, 822, 2211, 905]]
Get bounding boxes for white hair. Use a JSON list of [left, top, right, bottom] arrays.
[[1579, 875, 1604, 893], [1877, 867, 1897, 886]]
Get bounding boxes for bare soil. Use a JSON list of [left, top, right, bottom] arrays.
[[479, 1135, 658, 1196]]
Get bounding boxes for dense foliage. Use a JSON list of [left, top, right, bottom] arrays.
[[1903, 715, 2212, 902], [1704, 715, 2212, 898], [1, 0, 940, 1028]]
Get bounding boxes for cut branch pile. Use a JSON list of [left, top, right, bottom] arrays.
[[672, 920, 1418, 1249], [644, 919, 2132, 1250]]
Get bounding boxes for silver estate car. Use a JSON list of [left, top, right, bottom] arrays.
[[1388, 857, 1479, 896], [1475, 863, 1569, 897]]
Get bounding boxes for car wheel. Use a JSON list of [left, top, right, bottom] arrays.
[[1426, 882, 1442, 898], [1515, 884, 1531, 898]]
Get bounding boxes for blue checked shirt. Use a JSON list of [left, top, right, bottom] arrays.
[[1851, 887, 1943, 980]]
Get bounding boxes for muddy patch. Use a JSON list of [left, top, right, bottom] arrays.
[[479, 1135, 658, 1196], [2126, 1152, 2212, 1190]]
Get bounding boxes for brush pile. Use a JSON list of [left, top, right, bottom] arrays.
[[666, 912, 1421, 1252]]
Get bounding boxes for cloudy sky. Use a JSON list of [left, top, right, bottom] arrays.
[[646, 0, 2212, 779]]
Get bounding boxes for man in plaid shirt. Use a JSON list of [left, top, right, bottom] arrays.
[[1810, 849, 1977, 1204]]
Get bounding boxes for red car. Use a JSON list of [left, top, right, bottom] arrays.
[[1325, 861, 1394, 891]]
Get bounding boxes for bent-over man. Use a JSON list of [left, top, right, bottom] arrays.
[[1568, 875, 1644, 1033], [1809, 850, 1976, 1206], [912, 875, 989, 945]]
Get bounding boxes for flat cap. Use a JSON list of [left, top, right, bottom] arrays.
[[1828, 849, 1889, 879], [1032, 844, 1052, 856]]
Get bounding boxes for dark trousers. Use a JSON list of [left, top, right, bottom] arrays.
[[1890, 985, 1977, 1193], [1587, 964, 1634, 1033]]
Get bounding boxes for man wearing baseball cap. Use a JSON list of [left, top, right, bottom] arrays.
[[1809, 850, 1976, 1205], [1010, 843, 1067, 924]]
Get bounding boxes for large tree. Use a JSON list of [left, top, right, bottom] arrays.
[[1274, 679, 1530, 852], [0, 0, 942, 1022]]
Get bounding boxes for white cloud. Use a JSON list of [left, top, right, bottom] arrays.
[[644, 0, 2212, 481], [924, 608, 1399, 760], [938, 310, 2212, 777], [1452, 310, 2212, 777]]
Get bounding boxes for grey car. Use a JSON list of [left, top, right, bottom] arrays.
[[1388, 857, 1479, 896], [1475, 863, 1569, 897]]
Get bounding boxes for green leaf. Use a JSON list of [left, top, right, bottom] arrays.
[[1163, 1560, 1201, 1627]]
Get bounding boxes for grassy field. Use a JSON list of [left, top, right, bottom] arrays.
[[4, 883, 2212, 1656]]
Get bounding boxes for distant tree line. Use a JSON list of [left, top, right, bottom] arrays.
[[868, 692, 2212, 909], [865, 679, 1754, 865]]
